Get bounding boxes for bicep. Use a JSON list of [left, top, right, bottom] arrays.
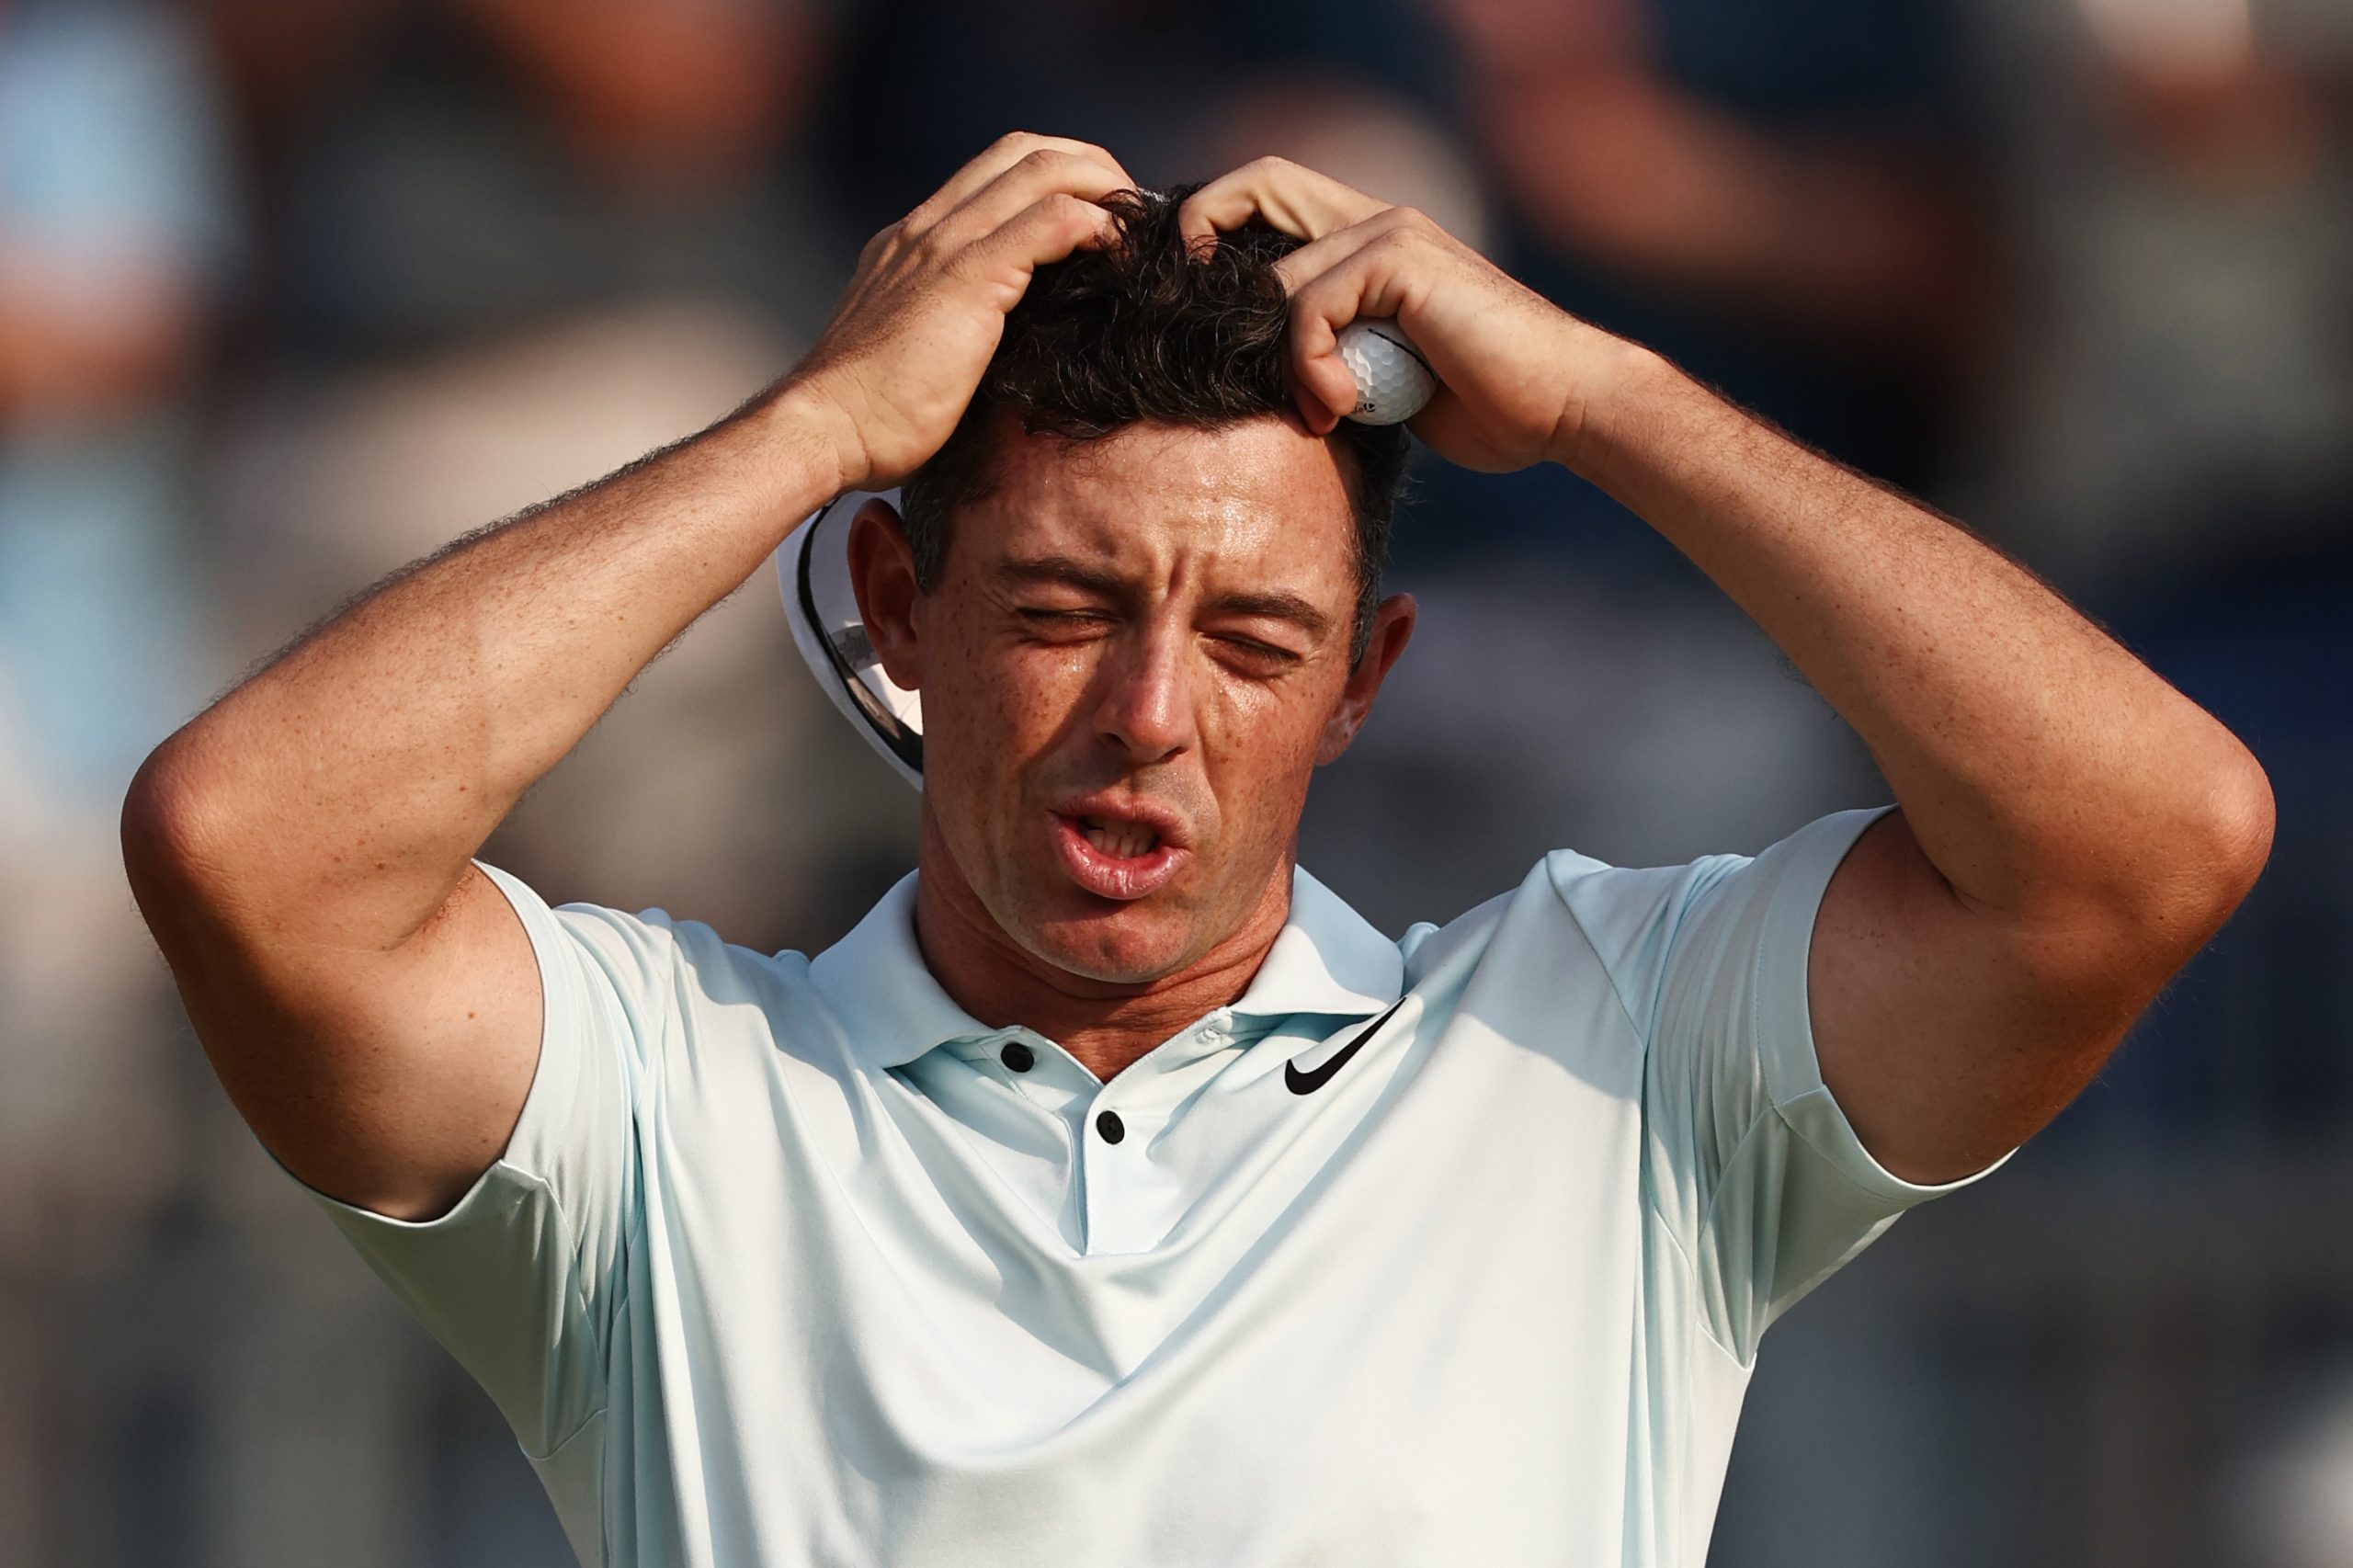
[[1808, 810, 2138, 1185], [172, 863, 543, 1221]]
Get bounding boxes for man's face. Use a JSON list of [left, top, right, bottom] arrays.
[[857, 414, 1410, 985]]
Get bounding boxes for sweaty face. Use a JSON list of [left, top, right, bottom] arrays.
[[905, 415, 1370, 984]]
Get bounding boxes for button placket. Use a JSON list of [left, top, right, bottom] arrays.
[[1078, 1097, 1131, 1253]]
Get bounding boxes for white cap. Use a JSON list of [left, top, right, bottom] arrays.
[[777, 489, 926, 789]]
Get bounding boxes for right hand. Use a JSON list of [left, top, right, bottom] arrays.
[[783, 133, 1134, 494]]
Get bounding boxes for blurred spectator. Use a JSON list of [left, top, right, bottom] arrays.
[[0, 2, 240, 1562], [199, 0, 905, 953], [1437, 0, 1988, 370], [819, 0, 1461, 223], [0, 0, 236, 788], [204, 0, 844, 365], [0, 0, 236, 1312], [1398, 0, 1993, 582], [1968, 0, 2353, 592]]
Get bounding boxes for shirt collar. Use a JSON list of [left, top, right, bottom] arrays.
[[807, 865, 1402, 1072]]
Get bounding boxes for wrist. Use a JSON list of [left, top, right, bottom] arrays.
[[1547, 332, 1680, 482], [759, 373, 870, 500]]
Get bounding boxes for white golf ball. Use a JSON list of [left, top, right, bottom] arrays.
[[1336, 319, 1437, 426]]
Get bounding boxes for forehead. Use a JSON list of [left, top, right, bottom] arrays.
[[955, 415, 1358, 588]]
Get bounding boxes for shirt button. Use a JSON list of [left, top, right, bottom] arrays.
[[999, 1040, 1035, 1073], [1095, 1109, 1126, 1144]]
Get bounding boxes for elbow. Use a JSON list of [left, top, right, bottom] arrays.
[[119, 729, 240, 935], [2019, 738, 2275, 994], [2113, 737, 2275, 969], [2190, 740, 2276, 923]]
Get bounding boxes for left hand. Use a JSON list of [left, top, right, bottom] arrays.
[[1178, 157, 1638, 473]]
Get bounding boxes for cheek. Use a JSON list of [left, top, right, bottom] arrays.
[[1199, 672, 1336, 833], [930, 631, 1096, 790]]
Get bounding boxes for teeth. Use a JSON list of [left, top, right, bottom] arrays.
[[1078, 817, 1160, 859]]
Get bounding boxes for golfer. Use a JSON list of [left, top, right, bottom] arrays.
[[124, 136, 2272, 1565]]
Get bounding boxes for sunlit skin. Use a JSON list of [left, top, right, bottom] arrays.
[[847, 412, 1415, 1080], [125, 133, 2268, 1223]]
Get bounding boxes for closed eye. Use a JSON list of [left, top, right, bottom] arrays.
[[1017, 608, 1117, 642], [1212, 634, 1304, 674], [1019, 608, 1114, 625]]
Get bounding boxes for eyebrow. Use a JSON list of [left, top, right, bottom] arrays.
[[995, 555, 1336, 641], [1209, 588, 1335, 640], [996, 555, 1130, 598]]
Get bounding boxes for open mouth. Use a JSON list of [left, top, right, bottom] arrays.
[[1050, 810, 1189, 902], [1075, 815, 1161, 858]]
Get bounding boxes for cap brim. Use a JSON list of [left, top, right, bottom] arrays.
[[777, 489, 925, 789]]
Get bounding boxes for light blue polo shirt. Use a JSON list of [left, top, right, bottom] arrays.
[[302, 805, 2001, 1566]]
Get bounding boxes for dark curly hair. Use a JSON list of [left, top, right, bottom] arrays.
[[899, 183, 1410, 663]]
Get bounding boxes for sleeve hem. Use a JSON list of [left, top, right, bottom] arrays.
[[281, 859, 582, 1231], [1753, 805, 2014, 1207], [1775, 1086, 2014, 1209]]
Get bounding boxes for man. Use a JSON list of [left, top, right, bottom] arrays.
[[123, 136, 2273, 1565]]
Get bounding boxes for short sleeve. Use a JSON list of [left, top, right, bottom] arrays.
[[1551, 808, 2010, 1364], [291, 861, 673, 1459]]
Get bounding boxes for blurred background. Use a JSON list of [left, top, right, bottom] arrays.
[[0, 0, 2346, 1562]]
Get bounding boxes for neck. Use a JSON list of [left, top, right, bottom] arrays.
[[912, 813, 1293, 1082]]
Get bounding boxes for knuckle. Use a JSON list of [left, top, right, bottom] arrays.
[[1390, 204, 1435, 231], [1038, 132, 1114, 163], [908, 226, 954, 267]]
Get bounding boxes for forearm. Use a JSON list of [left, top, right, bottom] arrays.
[[131, 386, 844, 951], [1569, 352, 2270, 935]]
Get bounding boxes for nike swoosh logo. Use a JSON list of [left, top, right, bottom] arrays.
[[1285, 998, 1411, 1096]]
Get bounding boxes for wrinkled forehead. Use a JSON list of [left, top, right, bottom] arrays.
[[954, 416, 1359, 597]]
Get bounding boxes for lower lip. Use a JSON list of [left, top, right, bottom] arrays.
[[1050, 814, 1188, 902]]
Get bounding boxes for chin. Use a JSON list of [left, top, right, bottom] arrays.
[[1018, 895, 1199, 985]]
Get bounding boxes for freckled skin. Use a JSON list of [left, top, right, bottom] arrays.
[[847, 414, 1416, 1074]]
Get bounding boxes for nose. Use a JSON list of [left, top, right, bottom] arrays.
[[1090, 620, 1196, 767]]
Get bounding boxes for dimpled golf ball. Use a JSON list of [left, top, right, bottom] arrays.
[[1336, 319, 1437, 426]]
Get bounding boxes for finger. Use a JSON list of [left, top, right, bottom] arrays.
[[1279, 224, 1444, 429], [949, 192, 1124, 301], [905, 132, 1132, 238], [1267, 206, 1440, 303], [1176, 156, 1388, 246], [924, 148, 1135, 257]]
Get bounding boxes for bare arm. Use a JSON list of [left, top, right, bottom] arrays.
[[123, 409, 841, 1220], [1577, 360, 2273, 1182], [1180, 159, 2275, 1184], [123, 134, 1131, 1220]]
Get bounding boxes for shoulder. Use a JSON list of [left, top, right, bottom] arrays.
[[1394, 844, 1762, 1051], [481, 865, 820, 1050]]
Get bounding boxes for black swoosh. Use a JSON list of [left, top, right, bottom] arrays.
[[1285, 998, 1410, 1096]]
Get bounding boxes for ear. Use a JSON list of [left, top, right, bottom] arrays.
[[845, 497, 924, 691], [1316, 592, 1416, 765]]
